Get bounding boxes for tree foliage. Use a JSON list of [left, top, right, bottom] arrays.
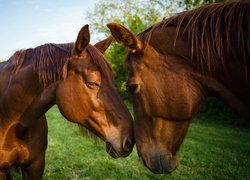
[[178, 0, 228, 10]]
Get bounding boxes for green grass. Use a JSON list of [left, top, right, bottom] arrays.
[[14, 105, 250, 179]]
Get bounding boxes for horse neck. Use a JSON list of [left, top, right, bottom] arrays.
[[148, 27, 250, 118], [0, 61, 55, 125]]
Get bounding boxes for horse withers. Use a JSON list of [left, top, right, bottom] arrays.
[[108, 1, 249, 174], [0, 25, 134, 179]]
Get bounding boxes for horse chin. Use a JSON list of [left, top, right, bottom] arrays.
[[105, 142, 132, 158], [140, 154, 179, 174], [160, 155, 179, 174], [106, 142, 119, 158]]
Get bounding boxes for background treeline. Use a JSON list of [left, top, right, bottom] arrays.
[[86, 0, 249, 127]]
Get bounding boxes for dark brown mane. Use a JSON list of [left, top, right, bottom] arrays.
[[141, 1, 249, 73], [34, 43, 73, 87], [8, 43, 113, 87], [9, 43, 73, 87], [86, 45, 114, 82]]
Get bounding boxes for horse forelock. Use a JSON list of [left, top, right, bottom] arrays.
[[140, 1, 249, 74], [86, 45, 114, 83]]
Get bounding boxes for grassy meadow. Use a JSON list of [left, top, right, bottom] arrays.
[[14, 105, 250, 179]]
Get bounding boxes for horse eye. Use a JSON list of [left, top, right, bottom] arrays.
[[87, 82, 101, 89], [127, 83, 140, 94]]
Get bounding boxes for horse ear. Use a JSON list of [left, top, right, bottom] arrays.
[[75, 24, 90, 55], [94, 36, 113, 54], [107, 22, 142, 52]]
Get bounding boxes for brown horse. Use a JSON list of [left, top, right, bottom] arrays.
[[0, 25, 134, 179], [107, 1, 249, 174]]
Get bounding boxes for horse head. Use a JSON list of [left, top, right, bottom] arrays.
[[56, 25, 134, 158], [107, 22, 203, 173]]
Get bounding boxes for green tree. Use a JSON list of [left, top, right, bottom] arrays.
[[178, 0, 228, 10]]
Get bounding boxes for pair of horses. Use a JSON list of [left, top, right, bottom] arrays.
[[0, 1, 249, 178]]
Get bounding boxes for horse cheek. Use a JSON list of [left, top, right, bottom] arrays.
[[56, 78, 88, 124]]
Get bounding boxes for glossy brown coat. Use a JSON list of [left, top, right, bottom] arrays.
[[108, 1, 249, 174], [0, 25, 134, 179]]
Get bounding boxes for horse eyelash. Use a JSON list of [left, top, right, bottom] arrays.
[[87, 81, 101, 88]]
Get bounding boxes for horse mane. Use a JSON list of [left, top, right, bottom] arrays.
[[8, 43, 113, 87], [9, 43, 73, 87], [34, 43, 73, 87], [142, 1, 249, 73]]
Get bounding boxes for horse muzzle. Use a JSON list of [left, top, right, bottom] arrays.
[[105, 135, 134, 158], [139, 154, 179, 174]]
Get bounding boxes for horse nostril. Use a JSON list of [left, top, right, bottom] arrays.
[[127, 83, 140, 94], [123, 135, 134, 152]]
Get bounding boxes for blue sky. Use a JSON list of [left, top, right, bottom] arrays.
[[0, 0, 96, 59]]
